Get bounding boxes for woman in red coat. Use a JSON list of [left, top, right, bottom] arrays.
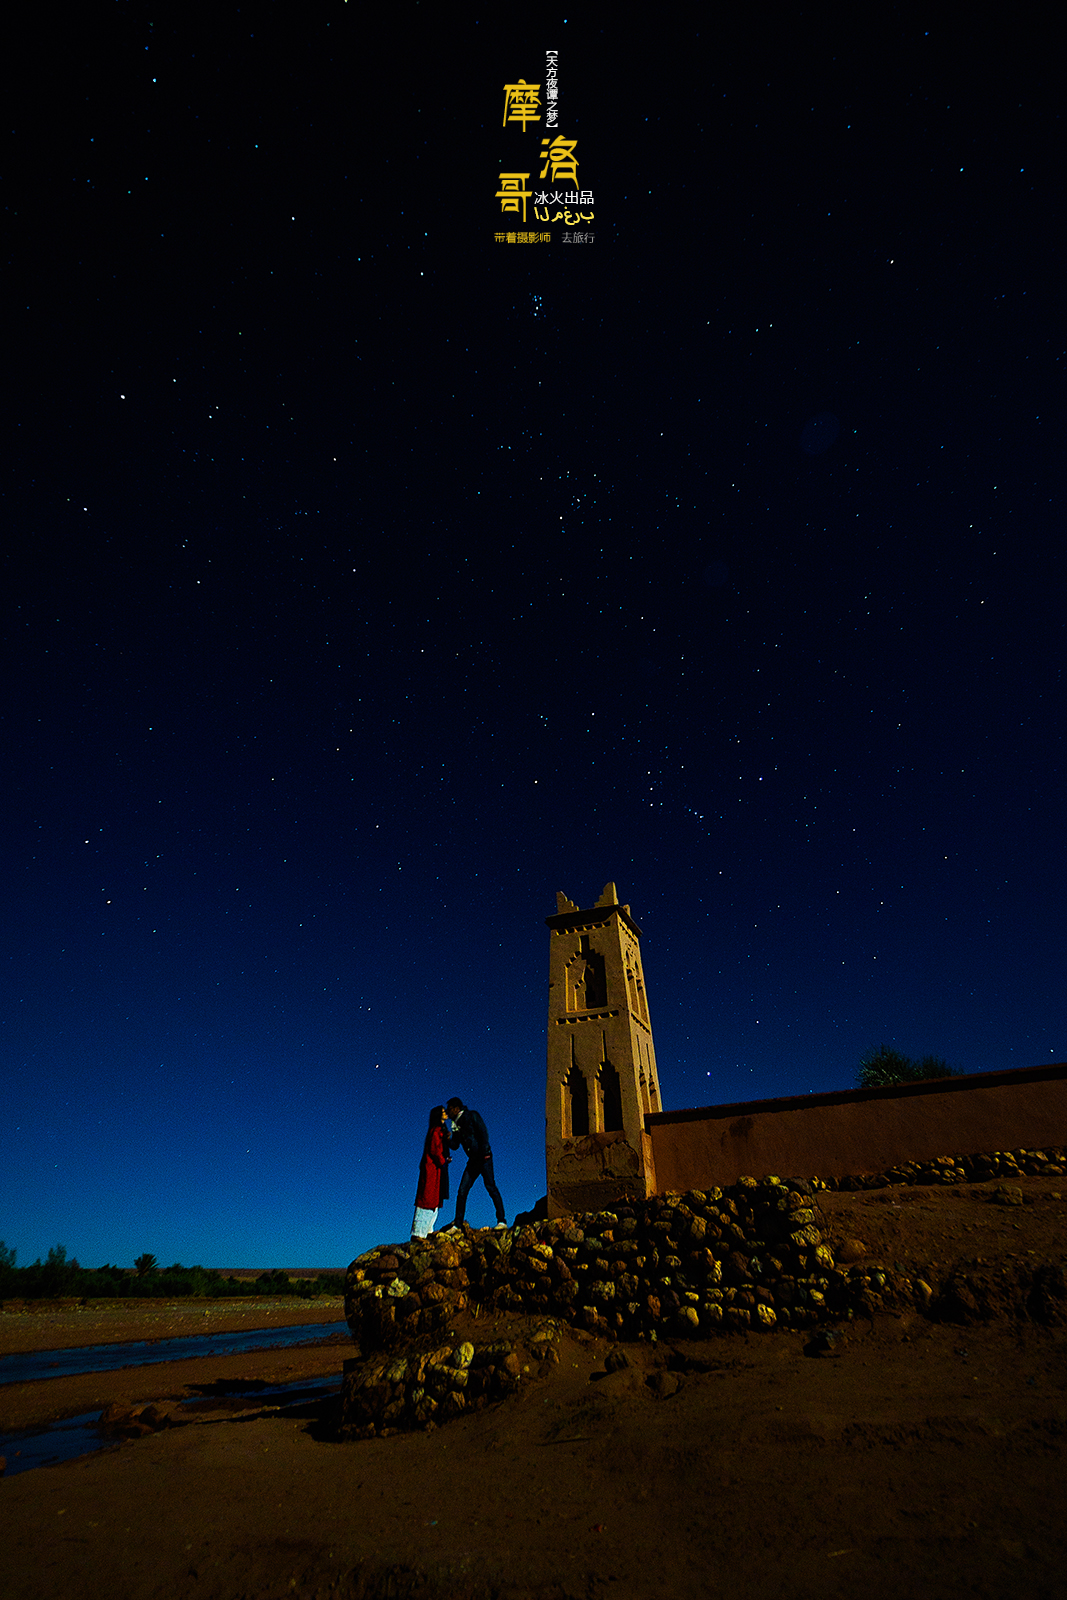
[[412, 1105, 451, 1239]]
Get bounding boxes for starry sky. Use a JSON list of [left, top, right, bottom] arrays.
[[3, 9, 1063, 1270]]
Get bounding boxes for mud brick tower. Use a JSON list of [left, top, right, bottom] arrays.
[[545, 884, 662, 1216]]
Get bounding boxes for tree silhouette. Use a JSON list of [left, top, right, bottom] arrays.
[[134, 1253, 158, 1277], [857, 1046, 961, 1089]]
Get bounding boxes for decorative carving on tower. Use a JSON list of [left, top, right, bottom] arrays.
[[545, 883, 661, 1215]]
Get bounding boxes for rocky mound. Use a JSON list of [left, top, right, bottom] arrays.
[[819, 1143, 1066, 1189], [347, 1178, 854, 1352], [340, 1146, 1067, 1438], [337, 1322, 562, 1440]]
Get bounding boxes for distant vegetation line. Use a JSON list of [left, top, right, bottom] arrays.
[[0, 1244, 342, 1302]]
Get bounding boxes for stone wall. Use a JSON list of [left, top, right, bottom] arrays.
[[647, 1063, 1067, 1192], [338, 1333, 536, 1440], [340, 1142, 1067, 1437]]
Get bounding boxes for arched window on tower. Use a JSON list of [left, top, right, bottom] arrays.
[[626, 964, 638, 1017], [635, 973, 649, 1025], [563, 1066, 589, 1138], [597, 1060, 623, 1132], [641, 1041, 659, 1112], [572, 936, 607, 1011]]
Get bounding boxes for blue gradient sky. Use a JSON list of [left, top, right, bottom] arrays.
[[3, 10, 1063, 1269]]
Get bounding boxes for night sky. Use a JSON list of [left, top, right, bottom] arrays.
[[4, 10, 1063, 1270]]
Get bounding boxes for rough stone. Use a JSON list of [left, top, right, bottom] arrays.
[[646, 1370, 683, 1398]]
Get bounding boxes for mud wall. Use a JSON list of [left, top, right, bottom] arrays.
[[646, 1064, 1067, 1191], [545, 1129, 657, 1218]]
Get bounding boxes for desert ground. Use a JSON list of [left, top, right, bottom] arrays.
[[1, 1179, 1065, 1600]]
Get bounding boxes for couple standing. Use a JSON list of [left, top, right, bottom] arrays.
[[411, 1097, 507, 1239]]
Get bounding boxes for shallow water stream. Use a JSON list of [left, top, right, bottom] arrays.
[[0, 1321, 347, 1476], [0, 1372, 341, 1477], [0, 1319, 348, 1385]]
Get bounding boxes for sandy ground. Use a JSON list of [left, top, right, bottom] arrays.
[[1, 1184, 1065, 1600], [0, 1297, 347, 1356]]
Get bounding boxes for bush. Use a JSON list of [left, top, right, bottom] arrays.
[[256, 1269, 292, 1292], [0, 1240, 17, 1297]]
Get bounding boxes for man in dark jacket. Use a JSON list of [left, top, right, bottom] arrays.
[[444, 1096, 507, 1230]]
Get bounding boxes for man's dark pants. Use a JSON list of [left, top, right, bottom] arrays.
[[453, 1154, 505, 1225]]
